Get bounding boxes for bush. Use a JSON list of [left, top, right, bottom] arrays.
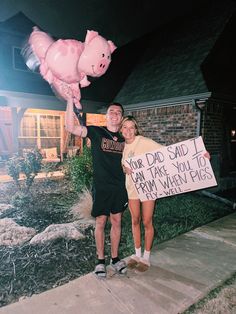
[[41, 161, 60, 179], [6, 149, 42, 196], [11, 191, 32, 209], [6, 154, 22, 187], [66, 146, 93, 192]]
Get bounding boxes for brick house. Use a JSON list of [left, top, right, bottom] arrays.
[[114, 0, 236, 187], [0, 13, 106, 161], [0, 1, 235, 190]]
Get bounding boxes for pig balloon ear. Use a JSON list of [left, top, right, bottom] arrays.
[[85, 30, 99, 44], [108, 40, 117, 54]]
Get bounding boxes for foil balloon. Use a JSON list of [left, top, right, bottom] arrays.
[[22, 27, 116, 109]]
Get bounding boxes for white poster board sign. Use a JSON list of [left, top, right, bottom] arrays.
[[125, 136, 217, 201]]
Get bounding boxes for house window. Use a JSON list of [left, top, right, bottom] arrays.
[[19, 113, 61, 152], [13, 47, 31, 72], [20, 114, 37, 137]]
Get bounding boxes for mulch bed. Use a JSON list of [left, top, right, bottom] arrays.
[[0, 234, 96, 307], [0, 177, 97, 307]]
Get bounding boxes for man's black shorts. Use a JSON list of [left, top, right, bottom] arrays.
[[91, 185, 128, 218]]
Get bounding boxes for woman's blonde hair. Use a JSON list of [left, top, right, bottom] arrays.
[[120, 115, 140, 135]]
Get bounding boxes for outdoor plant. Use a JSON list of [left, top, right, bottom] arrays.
[[66, 146, 93, 192], [6, 149, 43, 207], [41, 161, 59, 179]]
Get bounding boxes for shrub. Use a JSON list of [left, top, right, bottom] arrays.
[[11, 191, 32, 209], [21, 149, 42, 190], [66, 146, 93, 192], [6, 149, 42, 197], [6, 154, 22, 188], [41, 161, 59, 179]]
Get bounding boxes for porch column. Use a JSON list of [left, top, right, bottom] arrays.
[[11, 107, 18, 153], [11, 107, 27, 153]]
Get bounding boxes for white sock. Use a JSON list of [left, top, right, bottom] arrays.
[[135, 247, 142, 258], [143, 250, 150, 261]]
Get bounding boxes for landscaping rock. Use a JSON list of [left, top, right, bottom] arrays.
[[74, 219, 95, 231], [30, 222, 85, 245], [0, 204, 13, 216], [0, 218, 36, 246]]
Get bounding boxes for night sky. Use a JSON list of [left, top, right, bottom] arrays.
[[0, 0, 206, 46]]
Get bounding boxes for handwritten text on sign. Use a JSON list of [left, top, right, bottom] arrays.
[[125, 136, 217, 201]]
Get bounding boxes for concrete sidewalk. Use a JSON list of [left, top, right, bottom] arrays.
[[0, 212, 236, 314]]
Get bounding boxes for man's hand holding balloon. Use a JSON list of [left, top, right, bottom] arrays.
[[22, 27, 116, 109]]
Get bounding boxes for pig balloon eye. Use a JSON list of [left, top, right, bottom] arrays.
[[102, 53, 105, 57], [107, 55, 110, 59]]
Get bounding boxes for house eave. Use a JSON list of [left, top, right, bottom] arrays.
[[122, 92, 212, 111], [0, 90, 106, 113], [0, 90, 66, 110]]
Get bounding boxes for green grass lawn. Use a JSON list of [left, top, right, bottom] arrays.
[[119, 191, 234, 257]]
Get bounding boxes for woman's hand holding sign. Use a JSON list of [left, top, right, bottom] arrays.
[[122, 165, 133, 175]]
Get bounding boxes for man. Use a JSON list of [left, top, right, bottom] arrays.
[[66, 98, 128, 278]]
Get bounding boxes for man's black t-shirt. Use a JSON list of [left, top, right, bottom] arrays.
[[87, 126, 125, 187], [87, 126, 127, 217]]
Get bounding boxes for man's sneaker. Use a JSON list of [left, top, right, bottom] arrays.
[[110, 259, 127, 275]]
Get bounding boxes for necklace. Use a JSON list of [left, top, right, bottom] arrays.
[[101, 127, 118, 141]]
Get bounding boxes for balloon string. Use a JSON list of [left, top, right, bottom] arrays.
[[73, 104, 85, 126]]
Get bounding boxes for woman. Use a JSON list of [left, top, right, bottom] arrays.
[[120, 116, 164, 272]]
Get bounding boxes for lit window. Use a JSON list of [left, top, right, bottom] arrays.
[[19, 113, 61, 151]]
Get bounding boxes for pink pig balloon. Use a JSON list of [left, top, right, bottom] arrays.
[[23, 27, 116, 109]]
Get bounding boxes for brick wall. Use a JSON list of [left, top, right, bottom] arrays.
[[202, 102, 224, 154], [202, 101, 229, 177], [126, 103, 199, 146], [125, 100, 231, 178], [126, 101, 226, 153]]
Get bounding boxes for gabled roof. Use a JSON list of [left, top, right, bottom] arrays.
[[0, 12, 35, 35], [0, 2, 235, 111], [201, 10, 236, 101], [115, 0, 236, 106]]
